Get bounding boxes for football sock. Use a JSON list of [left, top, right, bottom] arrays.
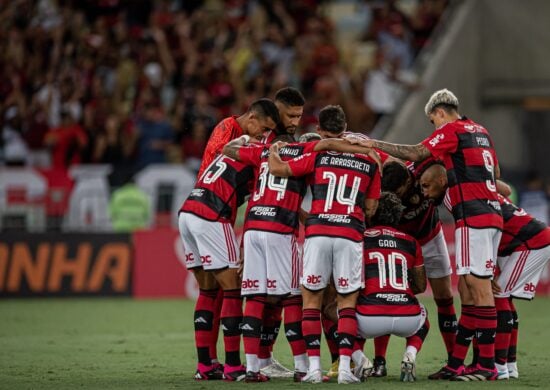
[[406, 317, 430, 353], [495, 297, 513, 365], [337, 308, 357, 359], [242, 295, 266, 372], [508, 299, 518, 363], [374, 334, 390, 361], [321, 316, 339, 362], [303, 308, 322, 358], [435, 297, 457, 359], [194, 288, 218, 366], [448, 305, 476, 370], [476, 306, 497, 370], [283, 295, 307, 358], [220, 289, 243, 367]]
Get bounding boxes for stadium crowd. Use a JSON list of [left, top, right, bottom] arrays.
[[0, 0, 448, 178]]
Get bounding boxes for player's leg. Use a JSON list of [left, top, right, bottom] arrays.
[[451, 228, 500, 382], [240, 230, 269, 382], [178, 213, 222, 380], [507, 298, 519, 378], [372, 335, 390, 377], [423, 230, 457, 360], [321, 284, 340, 378], [333, 237, 363, 384], [401, 306, 430, 382], [192, 220, 245, 380], [300, 236, 332, 383]]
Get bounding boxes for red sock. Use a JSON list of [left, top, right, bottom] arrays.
[[353, 337, 366, 352], [448, 305, 476, 370], [259, 303, 282, 359], [194, 289, 218, 366], [374, 335, 390, 360], [322, 316, 339, 361], [476, 306, 497, 370], [303, 308, 322, 357], [210, 287, 223, 362], [221, 289, 243, 367], [435, 297, 457, 358], [283, 295, 306, 356], [337, 308, 357, 357], [508, 299, 518, 363], [406, 317, 430, 352], [242, 296, 266, 356]]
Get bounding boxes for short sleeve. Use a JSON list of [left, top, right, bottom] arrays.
[[238, 145, 264, 167], [421, 126, 458, 159], [287, 152, 317, 177]]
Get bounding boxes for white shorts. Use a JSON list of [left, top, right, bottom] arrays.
[[495, 245, 550, 300], [241, 230, 301, 296], [178, 212, 239, 271], [302, 236, 363, 294], [357, 304, 427, 339], [421, 229, 452, 279], [455, 227, 501, 278]]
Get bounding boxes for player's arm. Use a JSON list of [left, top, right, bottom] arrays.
[[222, 135, 251, 161], [364, 198, 378, 226], [409, 265, 427, 294], [298, 208, 309, 225], [314, 138, 383, 173], [268, 142, 293, 177], [360, 139, 432, 162]]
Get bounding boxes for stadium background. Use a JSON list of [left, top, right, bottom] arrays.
[[2, 0, 550, 388]]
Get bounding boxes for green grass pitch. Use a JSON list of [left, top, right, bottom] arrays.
[[1, 297, 548, 389]]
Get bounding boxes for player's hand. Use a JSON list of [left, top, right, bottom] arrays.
[[269, 141, 287, 153], [491, 279, 502, 294], [367, 149, 383, 176], [343, 134, 362, 144]]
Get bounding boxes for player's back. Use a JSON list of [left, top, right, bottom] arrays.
[[498, 194, 550, 256], [358, 225, 423, 316], [244, 142, 317, 234], [180, 154, 254, 224], [306, 151, 380, 242]]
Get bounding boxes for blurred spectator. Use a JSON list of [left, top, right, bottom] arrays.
[[135, 103, 174, 168], [1, 106, 29, 166], [109, 175, 150, 232], [44, 109, 88, 170], [519, 171, 549, 225]]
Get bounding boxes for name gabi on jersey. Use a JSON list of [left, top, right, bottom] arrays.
[[190, 188, 205, 197], [319, 156, 371, 172], [251, 206, 277, 217], [378, 239, 397, 248], [376, 293, 409, 302], [318, 213, 351, 224]]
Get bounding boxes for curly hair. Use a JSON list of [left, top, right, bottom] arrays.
[[372, 191, 406, 227]]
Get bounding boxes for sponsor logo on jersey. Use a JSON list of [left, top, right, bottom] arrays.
[[306, 274, 322, 285], [190, 188, 205, 197], [200, 255, 212, 265], [524, 282, 536, 292], [485, 259, 495, 270], [267, 279, 277, 288], [364, 229, 380, 238], [185, 253, 195, 263], [242, 279, 260, 289], [318, 214, 351, 224], [338, 277, 349, 288], [375, 293, 409, 303], [428, 133, 445, 147], [251, 206, 277, 217]]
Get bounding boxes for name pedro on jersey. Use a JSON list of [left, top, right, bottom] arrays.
[[320, 155, 371, 171]]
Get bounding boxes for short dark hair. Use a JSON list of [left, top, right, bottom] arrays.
[[372, 191, 405, 227], [249, 98, 280, 124], [273, 133, 295, 143], [299, 132, 322, 143], [318, 105, 346, 135], [382, 161, 411, 193], [274, 87, 305, 107]]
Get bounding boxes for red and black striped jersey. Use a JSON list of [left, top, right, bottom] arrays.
[[421, 118, 503, 230], [498, 194, 550, 256], [180, 154, 254, 224], [238, 141, 318, 234], [287, 151, 381, 242], [358, 226, 424, 316]]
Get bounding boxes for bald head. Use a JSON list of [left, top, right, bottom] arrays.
[[419, 163, 448, 201]]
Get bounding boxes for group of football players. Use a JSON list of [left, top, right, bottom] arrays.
[[178, 87, 550, 383]]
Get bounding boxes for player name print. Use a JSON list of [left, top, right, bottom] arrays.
[[319, 155, 372, 172]]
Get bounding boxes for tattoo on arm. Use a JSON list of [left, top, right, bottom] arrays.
[[222, 144, 240, 160], [372, 141, 431, 162]]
